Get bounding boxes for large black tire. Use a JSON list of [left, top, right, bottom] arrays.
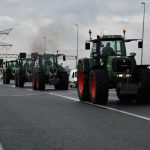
[[36, 73, 45, 90], [3, 72, 10, 84], [3, 78, 6, 84], [55, 72, 68, 90], [135, 68, 150, 103], [3, 72, 6, 84], [15, 75, 18, 87], [77, 62, 90, 101], [5, 74, 10, 84], [17, 74, 24, 88], [32, 74, 37, 90], [89, 69, 109, 105], [5, 76, 10, 84]]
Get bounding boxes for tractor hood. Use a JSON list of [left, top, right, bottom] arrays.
[[107, 56, 132, 79]]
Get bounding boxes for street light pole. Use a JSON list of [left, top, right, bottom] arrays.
[[75, 24, 78, 68], [141, 2, 146, 65], [43, 36, 47, 54]]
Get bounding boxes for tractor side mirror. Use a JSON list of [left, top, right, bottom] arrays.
[[63, 55, 66, 61], [31, 53, 38, 60], [19, 53, 26, 58], [138, 41, 143, 48], [85, 42, 90, 50], [130, 52, 136, 57]]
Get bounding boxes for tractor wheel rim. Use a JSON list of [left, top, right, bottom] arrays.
[[90, 74, 96, 98], [78, 69, 83, 94]]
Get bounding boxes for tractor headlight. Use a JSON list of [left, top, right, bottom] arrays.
[[117, 74, 123, 78], [117, 74, 131, 78], [125, 74, 131, 78]]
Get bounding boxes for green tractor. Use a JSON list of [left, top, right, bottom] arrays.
[[3, 60, 18, 84], [15, 53, 36, 87], [32, 53, 69, 90], [77, 30, 150, 104]]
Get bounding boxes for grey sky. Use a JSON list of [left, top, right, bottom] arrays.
[[0, 0, 150, 66]]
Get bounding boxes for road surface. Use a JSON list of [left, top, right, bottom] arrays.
[[0, 80, 150, 150]]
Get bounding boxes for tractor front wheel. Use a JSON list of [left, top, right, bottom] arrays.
[[89, 69, 108, 105], [3, 72, 10, 84], [55, 72, 68, 90], [15, 74, 18, 87], [77, 62, 90, 101], [36, 73, 45, 90]]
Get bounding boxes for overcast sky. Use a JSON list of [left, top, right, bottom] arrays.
[[0, 0, 150, 67]]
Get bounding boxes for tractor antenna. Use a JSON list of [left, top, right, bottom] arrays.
[[123, 28, 126, 39], [89, 29, 92, 40]]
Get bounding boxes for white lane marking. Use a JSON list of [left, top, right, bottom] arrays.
[[26, 89, 34, 92], [49, 92, 150, 121], [49, 93, 79, 102], [84, 102, 150, 121], [0, 143, 4, 150], [0, 94, 41, 97]]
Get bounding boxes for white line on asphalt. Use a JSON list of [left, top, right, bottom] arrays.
[[49, 93, 79, 101], [0, 143, 4, 150], [84, 101, 150, 121], [0, 93, 40, 97], [26, 89, 34, 92], [49, 92, 150, 122]]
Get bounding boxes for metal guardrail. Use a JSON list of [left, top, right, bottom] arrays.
[[0, 54, 18, 58], [0, 54, 76, 60]]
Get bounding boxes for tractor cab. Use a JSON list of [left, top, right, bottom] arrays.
[[36, 54, 57, 67], [86, 35, 126, 59], [3, 60, 18, 84], [36, 53, 66, 67]]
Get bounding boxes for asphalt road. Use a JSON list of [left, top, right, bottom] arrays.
[[0, 80, 150, 150]]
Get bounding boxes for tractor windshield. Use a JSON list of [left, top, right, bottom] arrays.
[[42, 55, 57, 66], [21, 59, 34, 68], [7, 61, 17, 68], [92, 39, 126, 56]]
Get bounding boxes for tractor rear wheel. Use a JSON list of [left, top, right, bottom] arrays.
[[36, 73, 45, 90], [17, 74, 24, 87], [136, 68, 150, 103], [15, 75, 18, 87], [32, 74, 37, 90], [77, 62, 90, 101], [89, 69, 108, 105], [55, 72, 68, 90]]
